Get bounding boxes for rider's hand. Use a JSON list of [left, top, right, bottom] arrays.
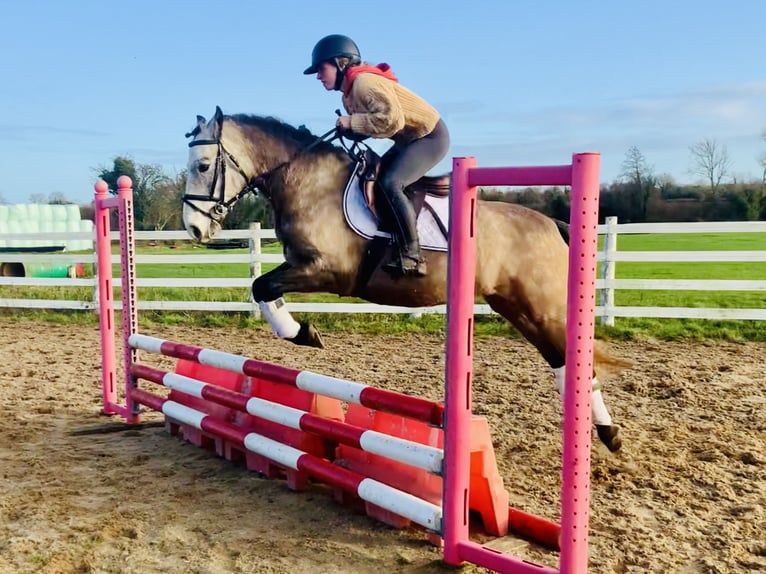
[[336, 116, 352, 130]]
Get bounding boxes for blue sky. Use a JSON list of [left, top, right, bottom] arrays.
[[1, 0, 764, 205]]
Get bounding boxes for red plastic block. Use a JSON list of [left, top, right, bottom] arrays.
[[168, 360, 345, 491], [336, 405, 509, 538]]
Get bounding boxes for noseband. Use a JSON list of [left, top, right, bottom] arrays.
[[182, 126, 340, 225]]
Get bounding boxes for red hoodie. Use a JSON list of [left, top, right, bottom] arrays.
[[342, 63, 398, 95]]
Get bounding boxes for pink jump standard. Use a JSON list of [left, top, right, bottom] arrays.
[[96, 152, 601, 574], [445, 154, 600, 573], [96, 175, 138, 423]]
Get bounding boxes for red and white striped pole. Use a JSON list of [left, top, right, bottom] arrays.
[[129, 334, 444, 426], [131, 362, 443, 474], [130, 388, 443, 531]]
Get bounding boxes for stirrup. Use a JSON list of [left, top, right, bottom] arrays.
[[383, 254, 427, 277]]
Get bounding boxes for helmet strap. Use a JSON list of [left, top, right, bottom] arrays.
[[333, 57, 346, 91]]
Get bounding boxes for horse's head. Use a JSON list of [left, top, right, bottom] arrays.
[[182, 106, 259, 243]]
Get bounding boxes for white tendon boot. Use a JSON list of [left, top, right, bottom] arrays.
[[552, 366, 612, 426], [258, 297, 301, 339]]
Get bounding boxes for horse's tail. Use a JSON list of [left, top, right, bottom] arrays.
[[594, 340, 634, 377], [553, 219, 570, 245]]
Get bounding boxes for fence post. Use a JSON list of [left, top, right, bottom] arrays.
[[249, 222, 261, 319], [600, 216, 617, 326]]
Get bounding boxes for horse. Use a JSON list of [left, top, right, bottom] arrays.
[[181, 106, 629, 452]]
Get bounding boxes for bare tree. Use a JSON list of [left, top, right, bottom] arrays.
[[689, 138, 732, 193], [654, 173, 678, 197], [48, 192, 73, 205], [142, 171, 186, 230], [619, 146, 655, 220], [620, 146, 653, 189], [760, 128, 766, 188], [28, 192, 73, 204]]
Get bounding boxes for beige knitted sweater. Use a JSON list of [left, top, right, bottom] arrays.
[[342, 73, 440, 144]]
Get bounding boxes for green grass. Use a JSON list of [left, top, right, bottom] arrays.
[[1, 232, 764, 341], [597, 233, 766, 310], [605, 232, 766, 251]]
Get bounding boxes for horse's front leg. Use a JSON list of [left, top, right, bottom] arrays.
[[251, 262, 333, 349]]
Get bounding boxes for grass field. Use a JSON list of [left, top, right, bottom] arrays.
[[1, 232, 764, 341]]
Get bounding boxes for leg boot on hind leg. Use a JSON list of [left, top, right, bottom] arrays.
[[553, 366, 622, 452]]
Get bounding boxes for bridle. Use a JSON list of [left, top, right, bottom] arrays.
[[182, 126, 340, 225]]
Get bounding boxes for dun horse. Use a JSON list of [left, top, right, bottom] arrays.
[[182, 107, 628, 452]]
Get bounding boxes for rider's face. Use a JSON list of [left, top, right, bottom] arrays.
[[316, 61, 337, 91]]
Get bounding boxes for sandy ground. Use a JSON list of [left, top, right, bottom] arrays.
[[0, 320, 764, 574]]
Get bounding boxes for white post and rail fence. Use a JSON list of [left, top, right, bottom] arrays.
[[1, 218, 765, 322]]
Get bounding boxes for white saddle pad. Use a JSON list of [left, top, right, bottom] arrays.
[[341, 171, 449, 252]]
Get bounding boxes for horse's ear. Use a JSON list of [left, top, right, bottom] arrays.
[[184, 115, 207, 139], [214, 106, 224, 138]]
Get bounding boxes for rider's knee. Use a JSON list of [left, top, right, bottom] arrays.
[[379, 171, 406, 198]]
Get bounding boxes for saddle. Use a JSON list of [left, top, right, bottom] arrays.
[[357, 151, 450, 218]]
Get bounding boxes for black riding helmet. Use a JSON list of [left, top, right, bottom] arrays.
[[303, 34, 361, 75]]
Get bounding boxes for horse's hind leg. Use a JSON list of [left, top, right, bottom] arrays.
[[485, 294, 622, 452]]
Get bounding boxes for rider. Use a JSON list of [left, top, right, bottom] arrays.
[[304, 34, 449, 277]]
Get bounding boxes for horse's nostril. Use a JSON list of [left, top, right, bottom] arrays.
[[190, 225, 202, 241]]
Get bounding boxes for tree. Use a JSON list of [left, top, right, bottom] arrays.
[[689, 138, 732, 193], [29, 192, 75, 204], [142, 171, 186, 230], [48, 192, 74, 205], [655, 173, 679, 198], [95, 157, 170, 230], [619, 146, 655, 221], [760, 128, 766, 188], [96, 157, 138, 193], [620, 146, 652, 189], [224, 194, 273, 230]]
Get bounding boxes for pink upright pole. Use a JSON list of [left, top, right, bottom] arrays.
[[116, 176, 139, 424], [95, 180, 118, 414], [443, 156, 478, 564], [560, 152, 600, 574]]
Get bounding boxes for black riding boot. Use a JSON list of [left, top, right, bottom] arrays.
[[381, 187, 426, 277]]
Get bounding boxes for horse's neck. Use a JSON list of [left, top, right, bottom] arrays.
[[230, 119, 353, 216], [274, 152, 352, 211], [224, 121, 294, 179]]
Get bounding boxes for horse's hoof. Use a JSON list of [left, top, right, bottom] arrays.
[[596, 424, 622, 452], [289, 321, 325, 349]]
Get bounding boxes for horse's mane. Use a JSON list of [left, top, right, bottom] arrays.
[[227, 114, 341, 155]]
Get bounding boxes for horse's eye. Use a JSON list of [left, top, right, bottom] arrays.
[[198, 163, 210, 173]]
